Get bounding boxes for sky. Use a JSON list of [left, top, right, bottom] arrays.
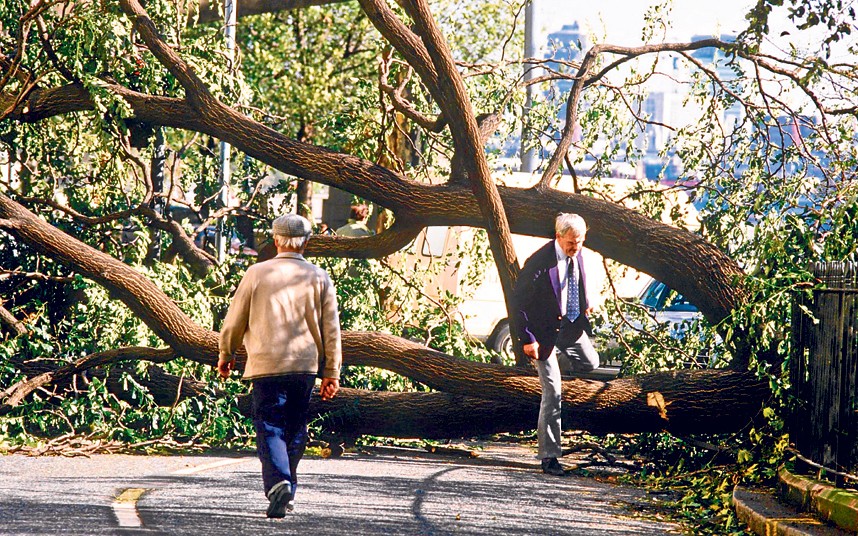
[[537, 0, 755, 45], [534, 0, 852, 59]]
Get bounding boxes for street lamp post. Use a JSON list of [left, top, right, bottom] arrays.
[[216, 0, 237, 263], [520, 0, 541, 173]]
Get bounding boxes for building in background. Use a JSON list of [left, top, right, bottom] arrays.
[[545, 22, 587, 120]]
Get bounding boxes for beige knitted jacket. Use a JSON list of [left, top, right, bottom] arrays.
[[218, 252, 342, 380]]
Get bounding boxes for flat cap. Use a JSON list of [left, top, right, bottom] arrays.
[[272, 214, 312, 237]]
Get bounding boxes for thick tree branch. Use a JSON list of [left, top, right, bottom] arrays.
[[0, 304, 26, 337], [538, 48, 598, 189], [357, 0, 440, 94], [137, 205, 217, 275], [379, 55, 446, 132], [397, 0, 523, 361], [305, 216, 423, 258], [0, 347, 176, 410], [5, 331, 767, 437], [119, 0, 219, 112], [0, 83, 94, 123]]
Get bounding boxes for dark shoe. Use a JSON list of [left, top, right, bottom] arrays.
[[266, 481, 293, 518], [541, 457, 566, 476]]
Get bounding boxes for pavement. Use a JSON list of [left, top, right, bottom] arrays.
[[0, 441, 682, 535]]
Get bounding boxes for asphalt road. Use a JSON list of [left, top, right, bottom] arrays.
[[0, 445, 681, 535]]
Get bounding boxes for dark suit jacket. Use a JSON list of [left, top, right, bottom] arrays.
[[513, 240, 591, 361]]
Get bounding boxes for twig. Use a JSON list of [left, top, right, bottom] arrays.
[[787, 447, 858, 483]]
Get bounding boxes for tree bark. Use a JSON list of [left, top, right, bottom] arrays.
[[313, 371, 767, 437], [12, 351, 766, 437], [0, 304, 26, 338]]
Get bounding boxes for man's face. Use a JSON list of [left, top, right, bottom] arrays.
[[556, 229, 586, 258]]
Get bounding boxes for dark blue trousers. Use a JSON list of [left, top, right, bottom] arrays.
[[251, 374, 315, 497]]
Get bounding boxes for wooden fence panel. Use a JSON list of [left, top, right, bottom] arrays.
[[791, 262, 858, 486]]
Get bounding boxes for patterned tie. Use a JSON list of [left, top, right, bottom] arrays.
[[566, 257, 580, 321]]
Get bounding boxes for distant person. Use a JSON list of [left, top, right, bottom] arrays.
[[317, 222, 334, 236], [335, 204, 374, 237], [512, 213, 599, 477], [218, 213, 342, 517]]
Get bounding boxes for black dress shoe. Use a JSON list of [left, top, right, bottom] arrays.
[[541, 457, 566, 476]]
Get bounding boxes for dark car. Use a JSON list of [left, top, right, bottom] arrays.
[[600, 278, 721, 368]]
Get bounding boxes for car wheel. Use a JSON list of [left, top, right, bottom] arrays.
[[487, 321, 514, 365]]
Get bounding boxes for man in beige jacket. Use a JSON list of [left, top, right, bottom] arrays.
[[218, 213, 341, 518]]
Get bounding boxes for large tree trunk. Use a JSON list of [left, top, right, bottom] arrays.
[[13, 349, 766, 437]]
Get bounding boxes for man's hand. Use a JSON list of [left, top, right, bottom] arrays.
[[320, 378, 339, 401], [522, 342, 540, 360], [217, 356, 234, 379]]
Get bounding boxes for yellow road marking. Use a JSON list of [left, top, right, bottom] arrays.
[[112, 488, 147, 527]]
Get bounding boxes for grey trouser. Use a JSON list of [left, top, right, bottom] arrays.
[[534, 331, 599, 459]]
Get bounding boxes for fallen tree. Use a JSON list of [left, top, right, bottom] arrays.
[[0, 192, 768, 436], [1, 0, 851, 442]]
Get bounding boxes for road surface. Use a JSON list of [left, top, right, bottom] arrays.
[[0, 443, 680, 535]]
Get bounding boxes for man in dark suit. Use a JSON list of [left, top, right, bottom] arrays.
[[513, 213, 600, 476]]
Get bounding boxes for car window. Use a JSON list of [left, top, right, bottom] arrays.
[[421, 226, 448, 257], [663, 289, 698, 312], [640, 281, 667, 309], [640, 280, 699, 313]]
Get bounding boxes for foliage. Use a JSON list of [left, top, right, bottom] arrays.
[[600, 407, 787, 535], [742, 0, 856, 56], [238, 3, 381, 144], [0, 244, 252, 450]]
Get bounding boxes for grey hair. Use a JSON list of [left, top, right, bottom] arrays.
[[274, 234, 310, 250], [555, 213, 587, 237]]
